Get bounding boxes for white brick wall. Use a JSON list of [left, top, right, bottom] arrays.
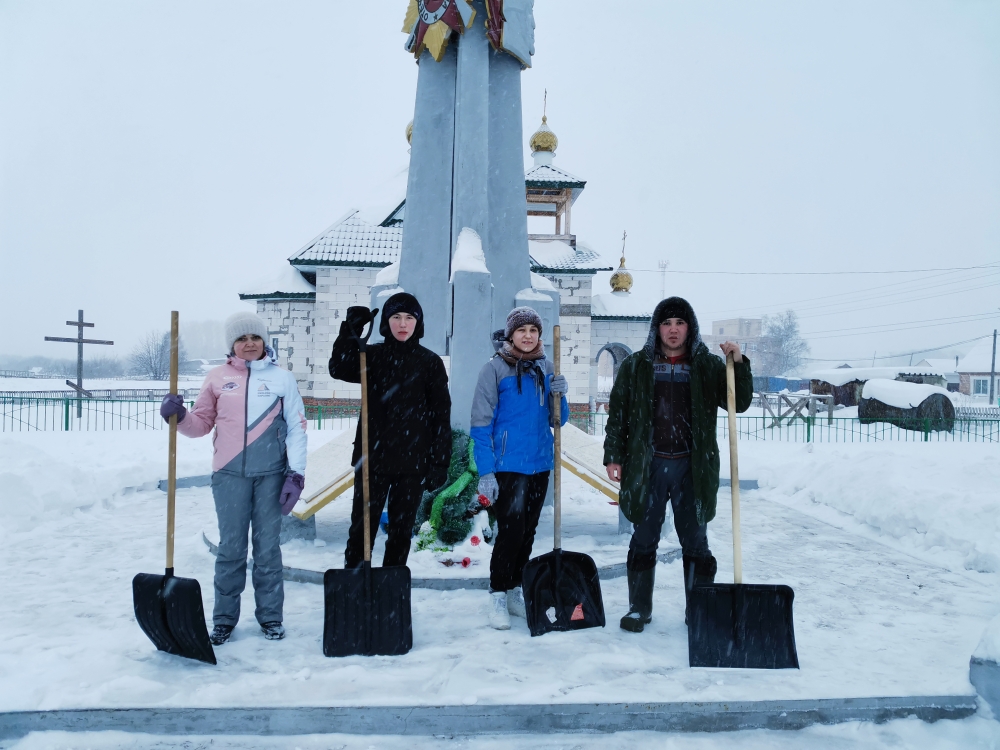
[[312, 266, 381, 400], [254, 300, 315, 393], [542, 274, 594, 406]]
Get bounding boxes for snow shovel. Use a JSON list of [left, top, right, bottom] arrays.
[[323, 308, 412, 657], [687, 351, 798, 669], [522, 325, 606, 636], [132, 311, 216, 665]]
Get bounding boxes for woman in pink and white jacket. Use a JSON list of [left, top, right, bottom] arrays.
[[160, 311, 307, 646]]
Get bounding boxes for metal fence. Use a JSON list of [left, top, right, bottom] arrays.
[[0, 397, 358, 433], [575, 412, 1000, 443], [3, 397, 998, 443]]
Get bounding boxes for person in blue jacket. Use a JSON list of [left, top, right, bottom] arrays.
[[470, 307, 569, 630]]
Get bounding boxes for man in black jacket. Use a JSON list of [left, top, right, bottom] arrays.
[[329, 293, 452, 567]]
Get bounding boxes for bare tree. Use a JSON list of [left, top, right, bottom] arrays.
[[129, 331, 189, 380], [758, 310, 809, 377], [129, 331, 170, 380]]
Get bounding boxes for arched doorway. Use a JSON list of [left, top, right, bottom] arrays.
[[595, 342, 632, 401]]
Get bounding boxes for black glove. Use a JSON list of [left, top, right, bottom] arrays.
[[425, 467, 449, 492], [345, 306, 375, 337]]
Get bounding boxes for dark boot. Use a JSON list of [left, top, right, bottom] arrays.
[[684, 554, 718, 625], [620, 566, 655, 633]]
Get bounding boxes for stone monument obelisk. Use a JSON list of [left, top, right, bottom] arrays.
[[398, 0, 552, 429]]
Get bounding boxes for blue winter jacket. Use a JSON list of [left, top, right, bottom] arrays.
[[470, 354, 569, 477]]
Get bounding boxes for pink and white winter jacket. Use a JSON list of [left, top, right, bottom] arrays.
[[178, 351, 307, 476]]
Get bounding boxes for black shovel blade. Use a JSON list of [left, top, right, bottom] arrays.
[[323, 563, 412, 657], [522, 549, 606, 637], [132, 572, 216, 665], [687, 582, 798, 669]]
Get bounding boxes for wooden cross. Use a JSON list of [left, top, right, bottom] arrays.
[[45, 309, 114, 415]]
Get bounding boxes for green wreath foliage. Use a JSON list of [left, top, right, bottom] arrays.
[[413, 429, 484, 546]]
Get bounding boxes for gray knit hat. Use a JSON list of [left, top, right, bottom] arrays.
[[225, 311, 268, 351], [504, 306, 543, 339]]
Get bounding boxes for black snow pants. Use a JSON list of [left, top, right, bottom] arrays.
[[628, 456, 711, 571], [489, 471, 550, 592], [344, 469, 423, 568]]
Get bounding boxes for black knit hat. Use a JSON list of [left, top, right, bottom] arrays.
[[379, 292, 424, 340]]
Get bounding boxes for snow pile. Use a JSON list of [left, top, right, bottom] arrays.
[[861, 379, 954, 409], [530, 272, 556, 291], [742, 442, 1000, 573], [374, 260, 400, 286], [807, 367, 945, 387], [0, 433, 213, 533], [974, 613, 1000, 663], [450, 228, 489, 280]]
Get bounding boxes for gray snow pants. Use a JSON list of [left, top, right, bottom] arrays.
[[211, 471, 285, 627], [628, 456, 710, 571]]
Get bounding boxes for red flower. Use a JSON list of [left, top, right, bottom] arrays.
[[470, 536, 480, 547], [461, 557, 472, 568]]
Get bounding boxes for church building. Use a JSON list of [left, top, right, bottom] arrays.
[[240, 115, 655, 415]]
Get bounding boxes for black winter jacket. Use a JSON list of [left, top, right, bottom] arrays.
[[329, 324, 451, 482]]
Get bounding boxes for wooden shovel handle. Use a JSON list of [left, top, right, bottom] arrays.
[[726, 352, 742, 585], [360, 349, 372, 563], [552, 325, 561, 551], [166, 311, 179, 572]]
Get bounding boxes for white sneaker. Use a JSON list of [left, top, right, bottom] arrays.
[[487, 591, 511, 630], [507, 586, 526, 618]]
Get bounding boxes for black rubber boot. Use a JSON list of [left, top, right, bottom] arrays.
[[619, 566, 655, 633], [683, 554, 718, 625], [210, 624, 234, 646]]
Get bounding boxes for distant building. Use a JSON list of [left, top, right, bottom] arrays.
[[915, 357, 960, 392], [955, 338, 999, 399], [703, 317, 761, 357]]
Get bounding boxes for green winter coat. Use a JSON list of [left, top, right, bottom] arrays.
[[602, 301, 753, 526]]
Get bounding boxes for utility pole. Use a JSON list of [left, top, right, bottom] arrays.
[[659, 260, 669, 300], [45, 310, 114, 417], [990, 329, 997, 405]]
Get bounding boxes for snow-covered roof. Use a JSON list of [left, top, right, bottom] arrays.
[[239, 264, 316, 300], [524, 163, 586, 189], [861, 379, 955, 409], [591, 292, 653, 320], [290, 211, 401, 268], [916, 358, 960, 373], [957, 337, 999, 373], [808, 366, 947, 387], [528, 239, 611, 273]]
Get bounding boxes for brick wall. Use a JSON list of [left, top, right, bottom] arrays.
[[544, 274, 593, 407], [312, 266, 381, 399], [254, 300, 314, 393]]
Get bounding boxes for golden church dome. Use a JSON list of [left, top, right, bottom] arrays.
[[529, 115, 558, 153], [610, 253, 633, 293], [406, 120, 413, 145]]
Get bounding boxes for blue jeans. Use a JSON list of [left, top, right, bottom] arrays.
[[628, 456, 710, 571]]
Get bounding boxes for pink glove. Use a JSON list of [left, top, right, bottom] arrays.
[[279, 473, 304, 515]]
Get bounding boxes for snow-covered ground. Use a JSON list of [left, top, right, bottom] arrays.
[[0, 430, 998, 744], [0, 377, 204, 393]]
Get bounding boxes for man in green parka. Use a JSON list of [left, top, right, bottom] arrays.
[[604, 297, 752, 632]]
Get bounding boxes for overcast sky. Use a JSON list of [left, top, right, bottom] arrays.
[[2, 0, 998, 366]]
